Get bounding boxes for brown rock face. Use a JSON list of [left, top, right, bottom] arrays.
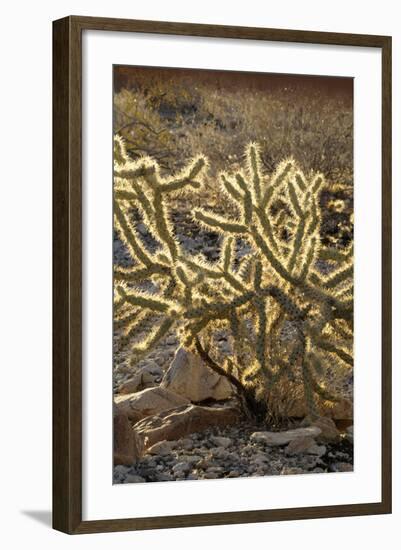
[[287, 396, 353, 420], [250, 426, 322, 446], [118, 362, 163, 394], [133, 403, 241, 450], [161, 347, 234, 402], [329, 398, 353, 420], [113, 412, 142, 465], [301, 416, 341, 444], [114, 386, 189, 423]]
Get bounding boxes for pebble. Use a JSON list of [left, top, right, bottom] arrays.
[[156, 473, 174, 482], [209, 447, 230, 459], [210, 436, 232, 448], [346, 425, 354, 443], [114, 465, 130, 476], [285, 437, 326, 457], [180, 438, 194, 450], [136, 222, 148, 236], [172, 462, 191, 475], [124, 474, 146, 483], [330, 462, 353, 473], [281, 466, 305, 475], [182, 455, 203, 464], [204, 472, 219, 479]]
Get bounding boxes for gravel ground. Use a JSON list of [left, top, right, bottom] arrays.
[[113, 422, 353, 484]]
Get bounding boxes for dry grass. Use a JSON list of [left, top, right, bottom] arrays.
[[114, 71, 353, 187]]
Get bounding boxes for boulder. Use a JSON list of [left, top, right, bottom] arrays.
[[301, 415, 341, 444], [113, 412, 142, 465], [250, 426, 322, 447], [287, 396, 353, 420], [114, 386, 189, 423], [325, 397, 353, 420], [134, 402, 241, 451], [285, 436, 326, 457], [118, 362, 163, 394], [161, 347, 234, 402]]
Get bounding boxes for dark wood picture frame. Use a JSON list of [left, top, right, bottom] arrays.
[[53, 15, 392, 534]]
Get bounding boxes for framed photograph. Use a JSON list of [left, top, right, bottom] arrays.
[[53, 16, 392, 534]]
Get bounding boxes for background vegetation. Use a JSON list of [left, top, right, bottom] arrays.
[[113, 67, 353, 248]]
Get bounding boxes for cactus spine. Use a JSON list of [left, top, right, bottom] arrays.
[[114, 135, 353, 419]]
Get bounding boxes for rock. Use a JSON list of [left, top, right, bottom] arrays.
[[117, 376, 142, 394], [180, 455, 203, 465], [285, 436, 326, 457], [204, 471, 219, 479], [288, 397, 353, 420], [136, 222, 148, 236], [114, 464, 130, 476], [179, 438, 193, 450], [113, 470, 126, 483], [146, 440, 176, 456], [332, 450, 350, 460], [115, 386, 189, 423], [210, 436, 232, 448], [281, 466, 305, 475], [346, 425, 354, 443], [328, 398, 353, 420], [118, 362, 163, 394], [210, 447, 230, 459], [251, 452, 270, 465], [206, 466, 224, 474], [134, 403, 241, 451], [113, 412, 142, 465], [195, 458, 211, 469], [329, 462, 353, 473], [156, 473, 174, 482], [162, 347, 234, 402], [218, 340, 232, 354], [301, 416, 341, 444], [172, 462, 191, 475], [250, 426, 321, 447], [124, 474, 146, 483]]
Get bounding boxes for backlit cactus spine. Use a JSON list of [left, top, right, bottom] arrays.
[[114, 136, 353, 419]]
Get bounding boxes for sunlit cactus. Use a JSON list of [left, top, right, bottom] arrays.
[[114, 136, 353, 419]]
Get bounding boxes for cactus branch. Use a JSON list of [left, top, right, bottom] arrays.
[[113, 136, 353, 419]]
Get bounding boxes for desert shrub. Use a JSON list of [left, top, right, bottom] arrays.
[[113, 89, 184, 170], [113, 136, 353, 420], [114, 77, 353, 185]]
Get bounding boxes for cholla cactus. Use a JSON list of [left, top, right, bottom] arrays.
[[114, 136, 353, 419]]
